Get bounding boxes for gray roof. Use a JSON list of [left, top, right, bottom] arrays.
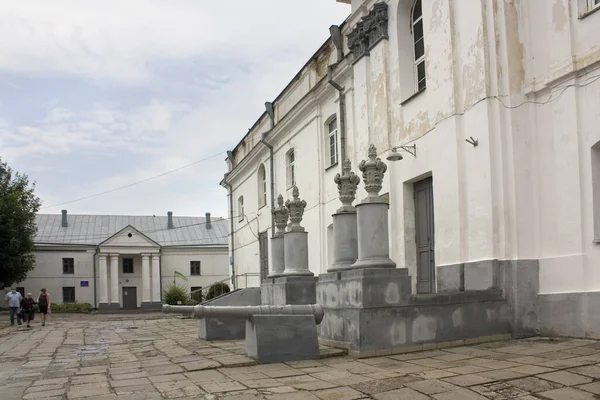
[[35, 214, 229, 247]]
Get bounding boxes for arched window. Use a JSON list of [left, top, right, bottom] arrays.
[[238, 196, 244, 222], [327, 117, 338, 167], [412, 0, 426, 91], [258, 164, 267, 208]]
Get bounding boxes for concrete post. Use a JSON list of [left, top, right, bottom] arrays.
[[268, 194, 288, 278], [110, 254, 120, 308], [98, 254, 109, 308], [281, 186, 313, 277], [141, 254, 151, 307], [151, 254, 161, 305]]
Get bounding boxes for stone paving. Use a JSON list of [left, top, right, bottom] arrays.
[[3, 314, 600, 399]]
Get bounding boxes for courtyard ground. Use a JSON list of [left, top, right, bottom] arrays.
[[2, 314, 600, 399]]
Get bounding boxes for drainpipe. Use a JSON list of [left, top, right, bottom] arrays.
[[93, 247, 98, 309], [327, 66, 347, 165], [221, 166, 237, 290], [262, 102, 276, 236]]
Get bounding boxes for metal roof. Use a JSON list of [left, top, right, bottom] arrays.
[[35, 214, 229, 247]]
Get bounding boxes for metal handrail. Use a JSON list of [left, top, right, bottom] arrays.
[[190, 273, 262, 303]]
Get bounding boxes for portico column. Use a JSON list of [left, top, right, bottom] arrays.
[[141, 254, 152, 308], [151, 254, 161, 305], [98, 254, 109, 309], [110, 254, 120, 308]]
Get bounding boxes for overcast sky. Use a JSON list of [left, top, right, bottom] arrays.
[[0, 1, 350, 219]]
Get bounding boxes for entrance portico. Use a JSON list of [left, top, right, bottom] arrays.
[[97, 225, 162, 310]]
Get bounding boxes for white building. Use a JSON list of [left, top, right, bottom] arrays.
[[7, 210, 229, 309], [221, 0, 600, 337]]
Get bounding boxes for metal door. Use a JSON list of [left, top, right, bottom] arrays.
[[122, 287, 137, 310], [259, 231, 269, 282], [414, 177, 435, 294]]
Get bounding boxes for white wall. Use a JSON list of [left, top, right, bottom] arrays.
[[161, 247, 230, 294]]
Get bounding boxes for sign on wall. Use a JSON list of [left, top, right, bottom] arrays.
[[80, 281, 89, 287]]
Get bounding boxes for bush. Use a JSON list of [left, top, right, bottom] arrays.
[[190, 289, 203, 304], [206, 282, 231, 300], [163, 282, 190, 305], [46, 302, 93, 313]]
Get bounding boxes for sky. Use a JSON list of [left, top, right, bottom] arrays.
[[0, 1, 350, 219]]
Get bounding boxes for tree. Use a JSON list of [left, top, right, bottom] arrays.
[[0, 158, 41, 288], [206, 282, 231, 300]]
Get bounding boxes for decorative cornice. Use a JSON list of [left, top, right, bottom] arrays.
[[347, 2, 389, 64]]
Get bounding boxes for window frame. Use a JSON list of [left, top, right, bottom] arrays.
[[62, 257, 75, 274], [327, 118, 338, 167], [287, 150, 296, 188], [238, 196, 245, 222], [190, 261, 201, 276], [258, 164, 267, 209], [412, 0, 426, 92], [122, 258, 134, 274], [62, 287, 76, 303]]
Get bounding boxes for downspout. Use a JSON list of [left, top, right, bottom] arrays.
[[222, 164, 237, 290], [328, 25, 347, 165], [93, 247, 98, 309], [262, 102, 276, 236]]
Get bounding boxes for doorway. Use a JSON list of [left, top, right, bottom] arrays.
[[414, 177, 435, 294], [122, 287, 137, 310], [259, 231, 269, 282]]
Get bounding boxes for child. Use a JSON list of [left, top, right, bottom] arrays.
[[21, 293, 36, 328]]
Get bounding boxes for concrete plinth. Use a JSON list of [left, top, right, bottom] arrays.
[[267, 235, 284, 278], [281, 231, 313, 276], [140, 302, 161, 310], [97, 303, 120, 312], [350, 202, 396, 269], [261, 276, 318, 305], [329, 212, 358, 272], [245, 314, 320, 363]]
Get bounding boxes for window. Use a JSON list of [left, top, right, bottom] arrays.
[[412, 0, 426, 91], [328, 118, 338, 167], [287, 150, 296, 187], [62, 258, 74, 274], [190, 261, 201, 276], [62, 287, 75, 303], [258, 164, 267, 208], [591, 0, 600, 8], [191, 286, 203, 303], [238, 196, 245, 221], [122, 258, 134, 274]]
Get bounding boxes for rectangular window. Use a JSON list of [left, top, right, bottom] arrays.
[[288, 150, 296, 187], [412, 0, 426, 91], [191, 286, 203, 303], [123, 258, 134, 274], [328, 119, 338, 167], [238, 196, 244, 222], [62, 287, 75, 303], [190, 261, 201, 276], [62, 258, 74, 274]]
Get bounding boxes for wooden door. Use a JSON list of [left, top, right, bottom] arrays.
[[414, 177, 435, 294]]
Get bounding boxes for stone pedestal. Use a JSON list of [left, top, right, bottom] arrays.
[[261, 276, 318, 305], [281, 231, 313, 276], [329, 212, 358, 272], [350, 202, 396, 269], [245, 314, 320, 363], [267, 235, 284, 278]]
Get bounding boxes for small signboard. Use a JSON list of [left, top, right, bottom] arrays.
[[80, 281, 89, 287]]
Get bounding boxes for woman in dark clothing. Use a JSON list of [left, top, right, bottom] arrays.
[[37, 288, 51, 326], [21, 293, 36, 328]]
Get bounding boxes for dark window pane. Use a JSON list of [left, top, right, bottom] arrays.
[[417, 61, 427, 91], [63, 258, 74, 274], [329, 119, 337, 132], [413, 0, 422, 20], [413, 19, 423, 41], [414, 38, 425, 60], [123, 258, 134, 274], [62, 287, 75, 303]]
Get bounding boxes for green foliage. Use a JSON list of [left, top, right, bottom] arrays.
[[190, 289, 203, 304], [40, 302, 93, 313], [163, 282, 190, 305], [206, 281, 231, 300], [0, 158, 42, 288]]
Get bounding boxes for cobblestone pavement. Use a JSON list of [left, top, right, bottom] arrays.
[[3, 314, 600, 399]]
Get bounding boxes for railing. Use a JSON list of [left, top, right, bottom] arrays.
[[189, 273, 262, 304]]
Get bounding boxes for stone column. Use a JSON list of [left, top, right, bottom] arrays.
[[98, 254, 110, 309], [329, 160, 360, 272], [151, 254, 161, 305], [141, 254, 151, 308], [281, 186, 313, 277], [110, 254, 120, 308], [350, 144, 396, 269], [267, 194, 288, 278]]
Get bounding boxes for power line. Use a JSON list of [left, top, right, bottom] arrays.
[[39, 151, 226, 210]]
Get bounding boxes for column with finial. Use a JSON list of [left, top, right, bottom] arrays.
[[281, 186, 313, 276], [268, 194, 288, 278], [350, 144, 396, 269], [329, 160, 361, 271]]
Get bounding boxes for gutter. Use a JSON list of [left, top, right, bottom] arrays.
[[327, 65, 347, 165], [220, 167, 237, 290], [93, 247, 98, 309], [262, 102, 276, 236]]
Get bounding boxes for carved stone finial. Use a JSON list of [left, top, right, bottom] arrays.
[[358, 144, 387, 203], [285, 186, 307, 232], [334, 159, 361, 213], [272, 194, 289, 237]]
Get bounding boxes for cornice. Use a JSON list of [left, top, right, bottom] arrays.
[[347, 2, 389, 64]]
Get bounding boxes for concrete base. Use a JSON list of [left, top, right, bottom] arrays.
[[97, 302, 120, 312], [267, 235, 285, 278], [349, 202, 396, 270], [245, 314, 320, 363], [140, 302, 161, 310], [281, 231, 313, 276], [539, 291, 600, 339], [261, 276, 318, 305], [198, 288, 262, 341], [329, 212, 358, 272]]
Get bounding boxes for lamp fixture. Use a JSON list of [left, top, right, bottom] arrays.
[[386, 144, 417, 161]]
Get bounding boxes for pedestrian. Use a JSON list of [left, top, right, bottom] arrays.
[[21, 293, 36, 328], [4, 288, 22, 326], [37, 288, 51, 326]]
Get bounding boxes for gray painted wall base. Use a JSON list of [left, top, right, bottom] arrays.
[[539, 291, 600, 339], [245, 314, 320, 363], [198, 287, 262, 341], [261, 276, 318, 305], [97, 303, 120, 312], [140, 302, 161, 310]]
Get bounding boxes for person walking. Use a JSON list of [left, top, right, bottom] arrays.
[[21, 293, 36, 328], [37, 288, 51, 326], [4, 288, 23, 326]]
